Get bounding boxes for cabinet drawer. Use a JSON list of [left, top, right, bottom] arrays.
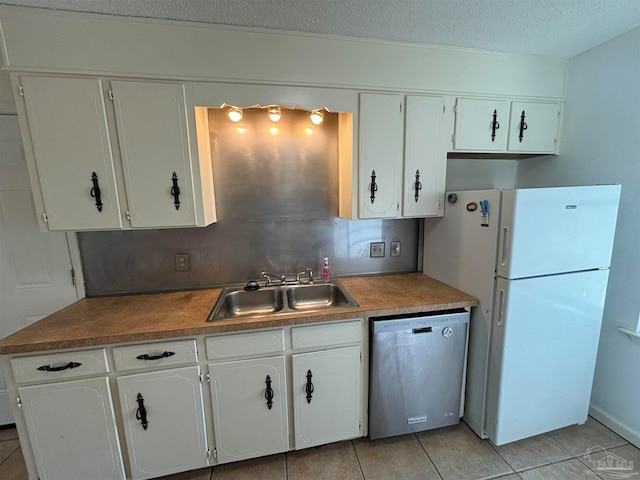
[[11, 348, 108, 384], [113, 339, 197, 371], [291, 320, 362, 349], [206, 329, 284, 360]]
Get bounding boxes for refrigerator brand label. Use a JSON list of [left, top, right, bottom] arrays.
[[566, 205, 577, 209], [407, 416, 427, 425]]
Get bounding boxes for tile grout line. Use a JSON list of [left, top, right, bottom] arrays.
[[349, 440, 366, 480], [413, 433, 445, 480]]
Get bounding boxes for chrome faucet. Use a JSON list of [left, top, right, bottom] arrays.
[[296, 268, 314, 285], [261, 271, 286, 287]]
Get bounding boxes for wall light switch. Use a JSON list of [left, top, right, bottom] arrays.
[[370, 242, 385, 258]]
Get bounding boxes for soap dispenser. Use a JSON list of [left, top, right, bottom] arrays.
[[322, 257, 331, 282]]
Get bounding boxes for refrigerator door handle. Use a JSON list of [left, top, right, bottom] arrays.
[[496, 289, 506, 327], [500, 226, 510, 267]]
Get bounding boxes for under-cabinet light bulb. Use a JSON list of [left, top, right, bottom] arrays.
[[268, 106, 281, 122], [310, 110, 324, 125], [228, 107, 243, 123]]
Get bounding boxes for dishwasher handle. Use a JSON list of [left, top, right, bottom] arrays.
[[412, 326, 433, 334]]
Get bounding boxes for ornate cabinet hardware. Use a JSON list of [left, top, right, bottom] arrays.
[[90, 172, 103, 212], [519, 110, 528, 142], [135, 393, 148, 430], [170, 172, 181, 210]]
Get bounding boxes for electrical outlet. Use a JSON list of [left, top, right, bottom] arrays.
[[175, 253, 189, 272], [370, 242, 385, 258], [390, 241, 401, 257]]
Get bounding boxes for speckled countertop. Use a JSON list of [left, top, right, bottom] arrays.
[[0, 273, 477, 354]]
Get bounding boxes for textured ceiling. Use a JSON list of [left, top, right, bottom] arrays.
[[1, 0, 639, 58]]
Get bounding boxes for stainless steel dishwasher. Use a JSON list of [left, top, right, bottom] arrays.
[[369, 309, 470, 439]]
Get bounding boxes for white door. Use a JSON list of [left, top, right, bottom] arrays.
[[117, 366, 208, 480], [111, 81, 196, 228], [486, 270, 609, 445], [0, 114, 81, 424], [402, 95, 446, 217], [20, 76, 123, 230], [498, 185, 621, 279], [453, 98, 508, 151], [358, 93, 402, 218], [507, 101, 560, 153], [18, 377, 125, 480], [292, 346, 361, 449], [209, 356, 288, 463]]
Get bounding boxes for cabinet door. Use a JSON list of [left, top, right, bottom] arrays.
[[209, 356, 288, 463], [358, 93, 402, 218], [453, 98, 509, 151], [117, 366, 208, 480], [21, 76, 123, 230], [111, 81, 197, 228], [507, 101, 560, 153], [18, 377, 124, 480], [292, 346, 361, 449], [402, 95, 446, 217]]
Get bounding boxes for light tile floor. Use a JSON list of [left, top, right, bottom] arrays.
[[1, 417, 638, 480]]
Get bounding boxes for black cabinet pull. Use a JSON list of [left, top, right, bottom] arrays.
[[491, 109, 500, 142], [265, 375, 274, 410], [413, 170, 422, 202], [135, 393, 148, 430], [370, 170, 378, 204], [170, 172, 181, 210], [37, 362, 81, 372], [136, 351, 176, 361], [90, 172, 103, 212], [305, 369, 314, 404], [518, 110, 528, 142]]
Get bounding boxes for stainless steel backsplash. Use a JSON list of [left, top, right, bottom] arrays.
[[78, 218, 419, 296]]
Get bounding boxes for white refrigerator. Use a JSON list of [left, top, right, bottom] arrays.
[[423, 185, 621, 445]]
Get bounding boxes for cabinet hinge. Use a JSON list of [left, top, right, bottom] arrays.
[[360, 352, 363, 362], [199, 372, 210, 383], [453, 103, 457, 114], [396, 202, 400, 211], [108, 89, 114, 101], [126, 211, 131, 221], [18, 85, 24, 96], [451, 134, 456, 143], [359, 420, 362, 431], [399, 102, 402, 113], [42, 212, 48, 223], [206, 448, 211, 459], [16, 396, 22, 408], [71, 268, 76, 286]]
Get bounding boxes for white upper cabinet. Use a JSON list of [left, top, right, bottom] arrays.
[[359, 93, 403, 219], [21, 76, 123, 230], [453, 98, 561, 154], [506, 101, 561, 153], [16, 75, 216, 231], [358, 93, 446, 219], [111, 81, 197, 228]]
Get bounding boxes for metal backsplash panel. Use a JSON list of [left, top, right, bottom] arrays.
[[78, 218, 419, 296], [209, 107, 339, 220]]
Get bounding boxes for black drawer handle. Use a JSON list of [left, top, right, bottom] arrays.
[[37, 362, 82, 372], [135, 393, 148, 430], [136, 351, 176, 361]]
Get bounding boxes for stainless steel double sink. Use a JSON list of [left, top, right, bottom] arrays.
[[207, 280, 359, 321]]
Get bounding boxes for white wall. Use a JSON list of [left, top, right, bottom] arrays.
[[517, 27, 640, 447], [446, 158, 518, 191]]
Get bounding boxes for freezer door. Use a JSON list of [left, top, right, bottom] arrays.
[[423, 189, 501, 438], [485, 269, 609, 445], [497, 185, 620, 279]]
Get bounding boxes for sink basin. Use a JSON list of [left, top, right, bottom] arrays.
[[210, 288, 284, 319], [286, 284, 351, 311], [207, 280, 358, 322]]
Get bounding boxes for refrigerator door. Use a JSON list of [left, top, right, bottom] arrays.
[[423, 189, 501, 437], [497, 185, 620, 279], [485, 269, 609, 445]]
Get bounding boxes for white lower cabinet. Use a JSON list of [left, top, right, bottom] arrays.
[[209, 356, 289, 463], [292, 345, 361, 449], [117, 366, 208, 480], [18, 377, 125, 480]]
